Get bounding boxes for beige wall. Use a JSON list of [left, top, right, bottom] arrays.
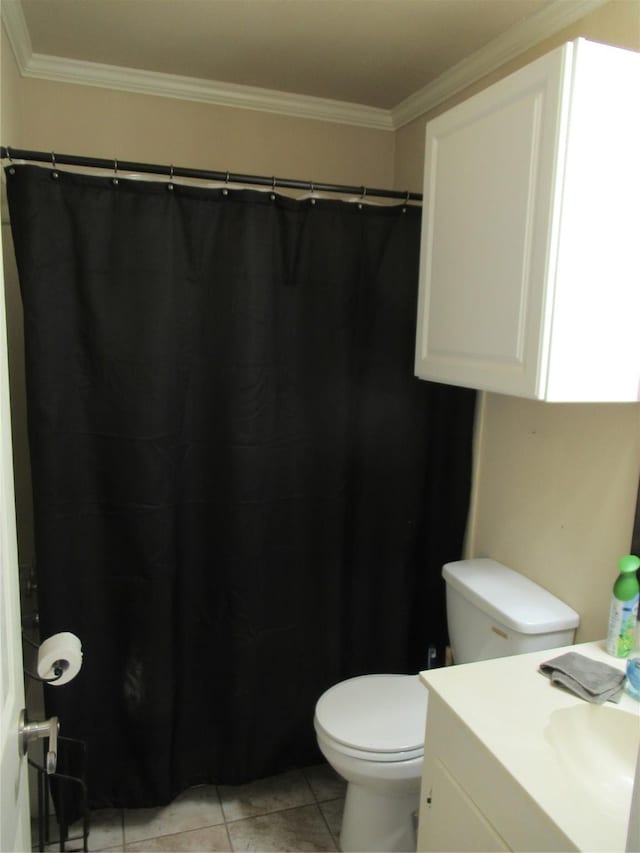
[[394, 0, 640, 192], [1, 25, 21, 144], [12, 66, 395, 191], [469, 397, 639, 642], [393, 0, 640, 642], [3, 2, 640, 643], [2, 25, 33, 568]]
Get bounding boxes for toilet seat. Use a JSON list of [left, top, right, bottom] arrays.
[[314, 674, 427, 762]]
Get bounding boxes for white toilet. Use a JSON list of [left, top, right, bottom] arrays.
[[314, 558, 579, 852]]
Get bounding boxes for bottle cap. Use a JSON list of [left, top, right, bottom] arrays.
[[619, 554, 640, 574]]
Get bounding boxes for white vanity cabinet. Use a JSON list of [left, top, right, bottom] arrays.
[[417, 643, 638, 852], [417, 691, 571, 852], [414, 39, 640, 402], [419, 745, 510, 852]]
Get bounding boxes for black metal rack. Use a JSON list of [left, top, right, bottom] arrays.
[[22, 628, 90, 852], [29, 735, 90, 852]]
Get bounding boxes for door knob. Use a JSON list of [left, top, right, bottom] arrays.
[[19, 708, 59, 774]]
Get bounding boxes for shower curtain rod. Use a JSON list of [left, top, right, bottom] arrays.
[[0, 146, 423, 203]]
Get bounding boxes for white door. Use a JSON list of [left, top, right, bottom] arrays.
[[0, 233, 30, 851]]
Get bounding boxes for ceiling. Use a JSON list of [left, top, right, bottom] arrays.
[[9, 0, 600, 116]]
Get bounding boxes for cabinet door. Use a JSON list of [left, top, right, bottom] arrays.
[[415, 44, 569, 398], [419, 757, 510, 852]]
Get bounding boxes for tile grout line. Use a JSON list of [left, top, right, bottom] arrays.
[[82, 764, 344, 851], [224, 800, 323, 824], [300, 768, 342, 851], [121, 821, 234, 852], [316, 803, 340, 853]]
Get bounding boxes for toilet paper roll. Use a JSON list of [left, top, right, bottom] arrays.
[[37, 632, 83, 686]]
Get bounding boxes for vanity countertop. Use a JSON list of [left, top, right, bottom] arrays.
[[420, 641, 640, 852]]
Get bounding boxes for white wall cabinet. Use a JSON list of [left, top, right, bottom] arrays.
[[414, 39, 640, 402]]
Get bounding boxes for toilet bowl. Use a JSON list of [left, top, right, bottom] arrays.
[[313, 673, 427, 852], [314, 558, 580, 852]]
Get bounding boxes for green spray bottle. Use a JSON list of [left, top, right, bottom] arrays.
[[606, 554, 640, 657]]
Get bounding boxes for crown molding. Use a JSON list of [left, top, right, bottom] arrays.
[[391, 0, 609, 128], [1, 0, 31, 71], [2, 0, 610, 132], [0, 0, 391, 130], [23, 52, 394, 130]]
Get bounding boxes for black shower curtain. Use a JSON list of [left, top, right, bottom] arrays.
[[7, 164, 475, 809]]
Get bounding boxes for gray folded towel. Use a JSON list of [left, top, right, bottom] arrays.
[[539, 652, 625, 704]]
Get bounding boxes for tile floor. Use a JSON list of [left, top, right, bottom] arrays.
[[34, 764, 346, 852]]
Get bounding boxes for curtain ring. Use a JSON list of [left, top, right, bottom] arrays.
[[270, 176, 277, 201], [6, 147, 15, 175], [222, 172, 230, 196], [112, 158, 119, 186], [51, 151, 59, 180], [167, 164, 174, 192], [402, 190, 410, 213]]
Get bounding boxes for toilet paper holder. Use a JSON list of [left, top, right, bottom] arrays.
[[24, 659, 68, 683], [19, 708, 59, 774], [22, 631, 82, 684]]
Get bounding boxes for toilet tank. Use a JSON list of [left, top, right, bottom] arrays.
[[443, 558, 579, 664]]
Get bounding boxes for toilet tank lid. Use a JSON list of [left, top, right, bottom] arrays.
[[443, 558, 580, 634]]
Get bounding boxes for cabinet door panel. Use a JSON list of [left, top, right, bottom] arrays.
[[420, 757, 510, 852], [427, 93, 538, 361], [415, 46, 568, 398]]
